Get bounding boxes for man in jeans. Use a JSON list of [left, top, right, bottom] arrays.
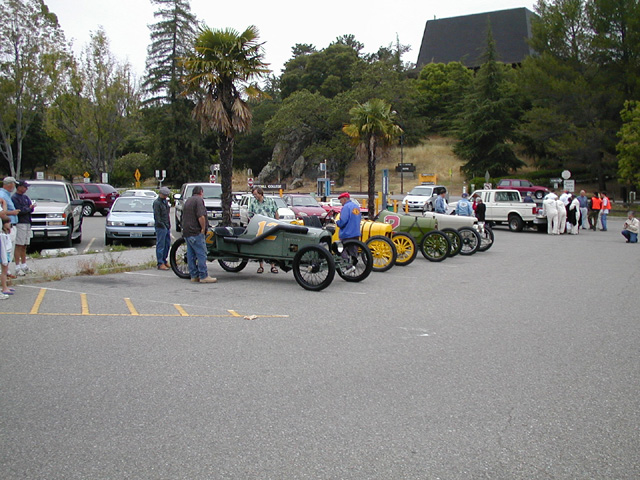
[[181, 186, 217, 283], [153, 187, 172, 270]]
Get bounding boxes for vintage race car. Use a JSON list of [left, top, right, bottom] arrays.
[[169, 214, 373, 291], [377, 210, 493, 261]]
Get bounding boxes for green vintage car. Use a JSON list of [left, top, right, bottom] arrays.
[[169, 214, 373, 291], [376, 210, 491, 261]]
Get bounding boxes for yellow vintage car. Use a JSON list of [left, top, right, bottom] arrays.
[[328, 215, 417, 271]]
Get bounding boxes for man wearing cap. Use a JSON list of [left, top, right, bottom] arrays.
[[153, 187, 172, 270], [336, 192, 361, 274], [12, 180, 35, 275], [455, 192, 474, 216], [0, 177, 20, 276]]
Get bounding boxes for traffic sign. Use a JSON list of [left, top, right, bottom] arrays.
[[248, 177, 254, 187], [210, 174, 216, 183]]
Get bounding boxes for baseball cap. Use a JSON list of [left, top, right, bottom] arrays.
[[159, 187, 171, 196], [461, 192, 468, 197], [338, 192, 350, 199], [17, 180, 29, 188], [3, 176, 17, 184]]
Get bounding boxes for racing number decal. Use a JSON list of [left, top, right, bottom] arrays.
[[384, 214, 401, 230], [205, 230, 215, 244], [257, 221, 278, 240]]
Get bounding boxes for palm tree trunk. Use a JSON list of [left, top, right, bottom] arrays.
[[367, 135, 377, 220], [219, 133, 234, 226]]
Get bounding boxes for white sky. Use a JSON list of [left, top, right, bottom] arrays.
[[45, 0, 536, 80]]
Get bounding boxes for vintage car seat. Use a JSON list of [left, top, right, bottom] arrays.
[[214, 226, 246, 237]]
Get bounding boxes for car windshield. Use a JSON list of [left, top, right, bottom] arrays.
[[186, 184, 222, 199], [121, 190, 157, 197], [408, 186, 433, 196], [25, 184, 68, 203], [290, 196, 320, 207], [111, 197, 154, 212], [495, 191, 521, 202], [267, 196, 287, 208]]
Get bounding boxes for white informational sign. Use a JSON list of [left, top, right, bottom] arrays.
[[102, 172, 109, 184], [36, 171, 44, 180], [564, 179, 575, 192]]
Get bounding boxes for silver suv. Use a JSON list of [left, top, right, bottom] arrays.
[[27, 180, 85, 247], [174, 183, 240, 231]]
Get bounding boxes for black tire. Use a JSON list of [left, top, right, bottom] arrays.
[[336, 239, 374, 282], [62, 223, 73, 248], [508, 214, 524, 232], [105, 235, 113, 246], [175, 213, 181, 233], [423, 202, 434, 212], [100, 209, 108, 216], [169, 237, 189, 279], [391, 232, 417, 266], [441, 228, 462, 257], [419, 230, 450, 262], [82, 203, 95, 217], [217, 258, 248, 272], [535, 190, 545, 199], [477, 225, 495, 252], [72, 228, 82, 244], [536, 223, 548, 233], [292, 245, 335, 291], [458, 226, 480, 255], [365, 235, 397, 272]]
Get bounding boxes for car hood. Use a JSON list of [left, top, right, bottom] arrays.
[[32, 202, 73, 214], [403, 194, 433, 201], [203, 198, 222, 207], [107, 212, 154, 223], [291, 206, 326, 216]]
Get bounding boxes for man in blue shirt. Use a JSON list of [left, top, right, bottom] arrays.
[[336, 192, 361, 274], [0, 177, 20, 278], [455, 192, 474, 216], [434, 191, 448, 213]]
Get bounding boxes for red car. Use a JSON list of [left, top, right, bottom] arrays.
[[496, 179, 549, 200], [283, 194, 328, 221], [73, 183, 119, 216]]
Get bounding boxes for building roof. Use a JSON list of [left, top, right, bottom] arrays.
[[417, 8, 536, 69]]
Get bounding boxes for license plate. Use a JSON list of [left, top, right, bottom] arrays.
[[130, 232, 142, 238]]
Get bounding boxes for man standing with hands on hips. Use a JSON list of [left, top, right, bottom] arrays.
[[181, 185, 217, 283], [154, 187, 172, 270]]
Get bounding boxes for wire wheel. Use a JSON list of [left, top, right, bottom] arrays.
[[365, 235, 397, 272], [441, 228, 462, 257], [419, 230, 450, 262], [391, 232, 417, 266], [292, 245, 335, 291], [169, 237, 189, 279], [458, 226, 480, 255]]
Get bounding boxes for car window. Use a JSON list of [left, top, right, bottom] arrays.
[[100, 184, 117, 193], [498, 180, 510, 186], [26, 184, 68, 203], [495, 191, 520, 202], [74, 185, 84, 193], [267, 196, 286, 208], [408, 186, 433, 196], [85, 185, 101, 193], [291, 196, 320, 207], [522, 181, 533, 187], [185, 184, 222, 199], [111, 198, 154, 212]]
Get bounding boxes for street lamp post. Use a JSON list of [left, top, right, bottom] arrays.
[[400, 134, 404, 194]]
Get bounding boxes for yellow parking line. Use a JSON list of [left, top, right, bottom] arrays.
[[29, 288, 47, 314], [228, 310, 242, 317], [81, 293, 89, 315], [173, 304, 189, 316], [124, 298, 139, 316]]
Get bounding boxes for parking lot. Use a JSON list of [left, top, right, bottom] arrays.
[[2, 217, 639, 479]]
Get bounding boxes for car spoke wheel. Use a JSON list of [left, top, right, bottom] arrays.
[[336, 239, 374, 282], [365, 235, 397, 272], [169, 237, 190, 279], [391, 232, 417, 266], [458, 226, 480, 255], [419, 230, 450, 262], [441, 228, 462, 257], [476, 225, 495, 252], [217, 258, 248, 272], [292, 245, 335, 291]]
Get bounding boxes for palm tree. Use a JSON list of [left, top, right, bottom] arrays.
[[183, 25, 269, 225], [342, 99, 403, 219]]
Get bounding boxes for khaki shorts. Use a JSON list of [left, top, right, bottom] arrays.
[[15, 224, 31, 246]]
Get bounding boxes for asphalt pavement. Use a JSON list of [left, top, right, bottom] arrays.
[[1, 216, 639, 479]]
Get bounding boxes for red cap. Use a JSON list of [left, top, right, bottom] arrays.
[[338, 192, 350, 199]]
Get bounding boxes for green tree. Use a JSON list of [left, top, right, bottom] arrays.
[[183, 25, 269, 225], [0, 0, 67, 177], [453, 27, 524, 177], [142, 0, 197, 104], [617, 100, 640, 187], [46, 28, 139, 180], [342, 98, 402, 218]]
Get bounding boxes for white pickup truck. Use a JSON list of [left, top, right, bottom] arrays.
[[452, 189, 546, 232]]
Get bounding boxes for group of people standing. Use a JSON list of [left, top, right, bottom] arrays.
[[0, 176, 36, 300], [543, 189, 610, 235]]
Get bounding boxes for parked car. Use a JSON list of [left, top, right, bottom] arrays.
[[237, 194, 296, 226], [174, 183, 240, 231], [27, 180, 85, 247], [73, 183, 119, 216], [320, 197, 367, 216], [120, 189, 158, 198], [402, 184, 448, 212], [105, 196, 156, 245], [282, 194, 327, 221], [496, 179, 549, 199]]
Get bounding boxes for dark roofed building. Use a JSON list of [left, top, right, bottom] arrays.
[[417, 8, 536, 69]]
